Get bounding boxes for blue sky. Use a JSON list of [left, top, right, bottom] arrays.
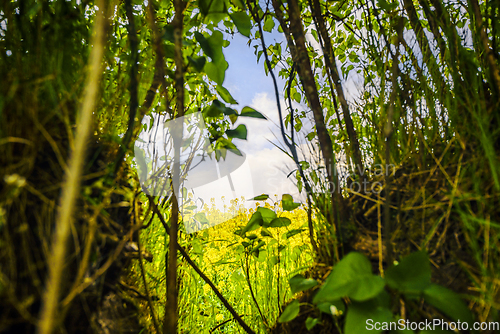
[[220, 30, 304, 200]]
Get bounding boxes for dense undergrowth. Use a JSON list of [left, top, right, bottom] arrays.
[[1, 0, 500, 333]]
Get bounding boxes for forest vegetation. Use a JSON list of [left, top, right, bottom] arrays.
[[0, 0, 499, 333]]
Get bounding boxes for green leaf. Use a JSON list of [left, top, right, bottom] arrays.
[[240, 106, 266, 119], [345, 299, 393, 334], [226, 124, 247, 140], [187, 56, 206, 72], [423, 284, 475, 327], [377, 0, 398, 11], [199, 0, 227, 16], [252, 194, 269, 201], [240, 211, 263, 235], [386, 251, 431, 293], [261, 227, 272, 237], [263, 15, 275, 32], [230, 0, 246, 10], [208, 31, 225, 61], [164, 44, 175, 59], [269, 217, 291, 227], [205, 61, 227, 85], [230, 269, 245, 282], [251, 239, 266, 253], [317, 299, 345, 315], [223, 107, 238, 116], [305, 317, 319, 331], [163, 24, 175, 43], [230, 12, 251, 37], [293, 92, 301, 103], [194, 32, 214, 59], [313, 252, 385, 304], [256, 206, 277, 225], [216, 138, 242, 156], [278, 300, 300, 323], [216, 85, 238, 104], [282, 194, 300, 211], [196, 30, 226, 68], [284, 228, 305, 239], [204, 99, 226, 117], [289, 274, 318, 294]]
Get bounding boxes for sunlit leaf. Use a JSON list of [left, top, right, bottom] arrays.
[[252, 194, 269, 201], [240, 106, 266, 119], [216, 85, 238, 104], [263, 15, 275, 32], [230, 12, 251, 37], [226, 124, 247, 140]]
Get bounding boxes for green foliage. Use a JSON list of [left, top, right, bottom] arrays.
[[385, 251, 431, 293], [229, 12, 252, 37], [281, 194, 301, 211], [216, 85, 238, 104], [4, 0, 498, 332], [290, 251, 477, 334], [423, 284, 475, 326], [305, 317, 320, 330], [240, 106, 267, 119], [289, 274, 318, 294], [313, 252, 385, 304], [278, 300, 300, 323], [225, 124, 247, 140], [252, 194, 269, 201]]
